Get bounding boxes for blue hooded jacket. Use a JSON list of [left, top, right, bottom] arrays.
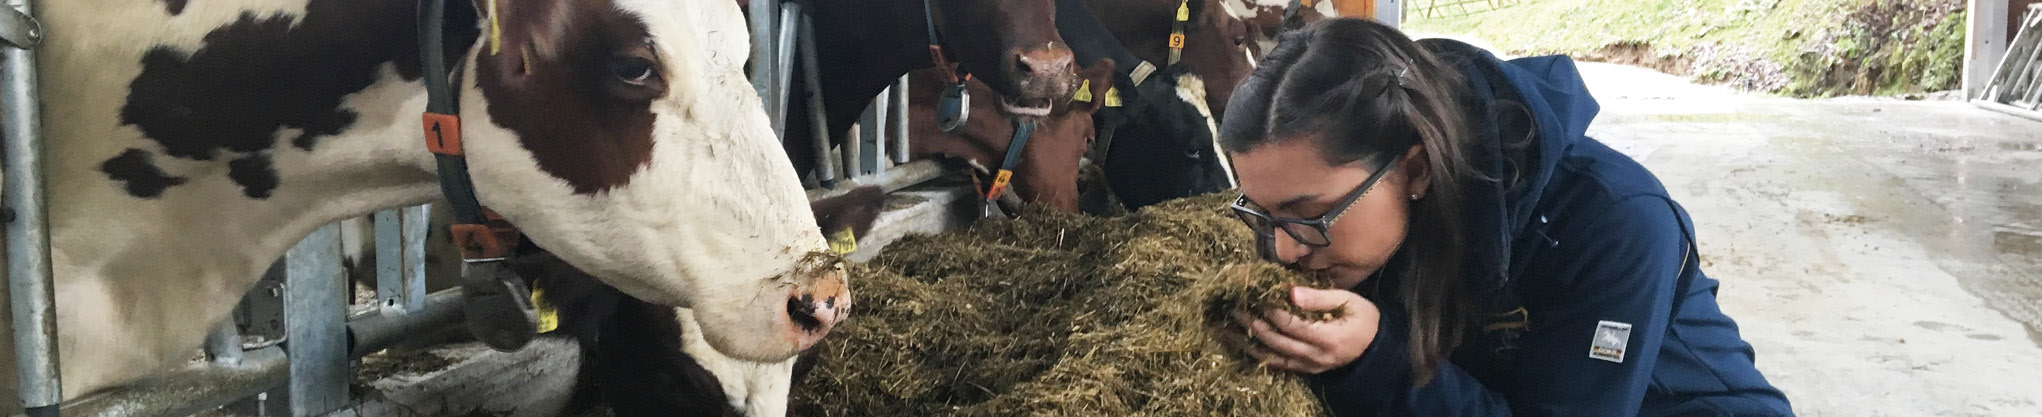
[[1304, 39, 1794, 417]]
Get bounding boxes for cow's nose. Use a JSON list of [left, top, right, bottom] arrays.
[[785, 267, 850, 352], [1010, 47, 1077, 98], [1013, 47, 1074, 78]]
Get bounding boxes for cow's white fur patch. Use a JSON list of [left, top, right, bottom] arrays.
[[678, 308, 798, 417], [1173, 73, 1238, 187]]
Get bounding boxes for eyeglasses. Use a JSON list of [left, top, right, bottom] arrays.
[[1230, 155, 1401, 248]]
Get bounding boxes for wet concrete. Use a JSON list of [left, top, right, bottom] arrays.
[[1573, 62, 2042, 416]]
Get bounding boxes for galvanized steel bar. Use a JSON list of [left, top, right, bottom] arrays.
[[347, 288, 465, 359], [889, 75, 911, 164], [804, 159, 946, 201], [748, 0, 777, 106], [374, 205, 429, 314], [0, 2, 37, 50], [843, 123, 862, 180], [401, 204, 428, 310], [2, 0, 59, 413], [56, 346, 289, 417], [772, 4, 798, 142], [871, 87, 891, 176], [283, 224, 348, 416], [794, 5, 837, 188]]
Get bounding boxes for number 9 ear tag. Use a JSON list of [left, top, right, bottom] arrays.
[[937, 82, 970, 132]]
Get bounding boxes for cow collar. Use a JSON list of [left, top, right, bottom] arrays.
[[922, 0, 976, 132], [918, 0, 968, 85], [978, 120, 1036, 217], [418, 0, 542, 352]]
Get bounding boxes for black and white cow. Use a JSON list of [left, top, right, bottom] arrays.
[[4, 0, 855, 409]]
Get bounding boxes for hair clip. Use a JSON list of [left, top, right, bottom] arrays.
[[1396, 65, 1410, 87]]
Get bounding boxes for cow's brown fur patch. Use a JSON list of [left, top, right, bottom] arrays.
[[475, 0, 660, 194]]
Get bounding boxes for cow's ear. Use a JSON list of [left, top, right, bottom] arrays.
[[810, 186, 886, 250], [1073, 59, 1118, 113]]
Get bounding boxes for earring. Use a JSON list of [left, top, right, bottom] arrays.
[[1410, 194, 1422, 200]]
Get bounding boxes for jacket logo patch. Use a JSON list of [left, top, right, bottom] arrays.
[[1590, 320, 1631, 363]]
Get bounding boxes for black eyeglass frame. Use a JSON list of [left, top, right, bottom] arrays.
[[1230, 155, 1402, 248]]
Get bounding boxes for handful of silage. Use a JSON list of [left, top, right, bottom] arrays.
[[791, 193, 1330, 417]]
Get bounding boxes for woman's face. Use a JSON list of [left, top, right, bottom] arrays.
[[1230, 139, 1425, 290]]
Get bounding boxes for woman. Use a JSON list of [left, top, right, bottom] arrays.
[[1218, 18, 1793, 416]]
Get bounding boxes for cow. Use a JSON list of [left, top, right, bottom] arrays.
[[754, 0, 1080, 187], [1056, 0, 1239, 210], [1219, 0, 1336, 55], [1078, 0, 1259, 121], [906, 62, 1119, 212], [3, 0, 854, 409], [525, 186, 888, 417]]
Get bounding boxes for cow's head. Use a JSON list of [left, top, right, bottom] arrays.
[[1101, 66, 1237, 210], [1180, 0, 1257, 119], [928, 0, 1080, 116], [454, 0, 843, 362]]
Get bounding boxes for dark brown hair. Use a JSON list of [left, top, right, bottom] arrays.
[[1217, 17, 1480, 385]]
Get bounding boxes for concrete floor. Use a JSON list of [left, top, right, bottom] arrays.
[[1574, 62, 2042, 416]]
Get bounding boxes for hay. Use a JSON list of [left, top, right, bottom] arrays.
[[792, 193, 1330, 417]]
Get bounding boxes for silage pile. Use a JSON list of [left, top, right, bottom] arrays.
[[791, 193, 1334, 417]]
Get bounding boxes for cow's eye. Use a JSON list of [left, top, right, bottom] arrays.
[[610, 56, 656, 85]]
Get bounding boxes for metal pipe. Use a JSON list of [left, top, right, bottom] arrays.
[[375, 205, 429, 314], [804, 159, 946, 201], [348, 288, 466, 359], [2, 0, 59, 413], [284, 224, 348, 416], [749, 0, 777, 106], [772, 3, 799, 143], [402, 204, 428, 309], [796, 8, 838, 189], [889, 75, 912, 164], [871, 87, 890, 176], [204, 320, 244, 366], [49, 347, 288, 417], [843, 123, 862, 180]]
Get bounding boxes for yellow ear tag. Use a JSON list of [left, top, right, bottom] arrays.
[[487, 0, 503, 56], [1103, 87, 1123, 107], [1176, 1, 1190, 21], [530, 287, 559, 334], [828, 227, 858, 255], [1073, 79, 1093, 103]]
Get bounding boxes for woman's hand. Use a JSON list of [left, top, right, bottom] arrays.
[[1233, 287, 1382, 374]]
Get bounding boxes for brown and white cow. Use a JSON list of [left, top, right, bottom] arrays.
[[1218, 0, 1336, 56], [4, 0, 849, 408]]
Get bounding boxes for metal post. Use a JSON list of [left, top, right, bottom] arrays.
[[871, 87, 890, 176], [843, 123, 862, 180], [889, 75, 912, 164], [796, 6, 838, 188], [284, 224, 348, 416], [374, 205, 428, 314], [749, 0, 778, 107], [2, 0, 59, 413], [773, 4, 799, 143], [1966, 0, 2012, 99]]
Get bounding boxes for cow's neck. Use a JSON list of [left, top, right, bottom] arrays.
[[811, 0, 946, 139], [11, 0, 479, 399]]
